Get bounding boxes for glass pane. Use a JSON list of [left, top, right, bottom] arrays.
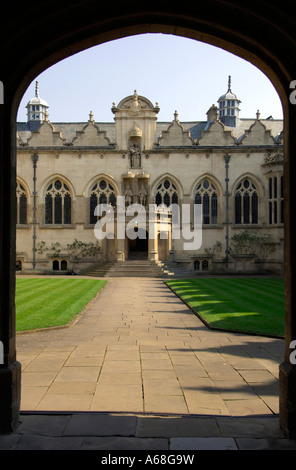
[[164, 192, 170, 207], [61, 260, 68, 271], [99, 193, 107, 204], [99, 180, 107, 190], [203, 193, 210, 224], [155, 192, 162, 206], [164, 179, 170, 189], [251, 193, 258, 224], [195, 193, 201, 205], [235, 193, 241, 224], [64, 194, 71, 224], [54, 194, 62, 224], [19, 194, 27, 224], [90, 194, 97, 224], [109, 193, 116, 207], [54, 180, 62, 190], [45, 194, 52, 224], [172, 192, 178, 205], [211, 193, 218, 224], [243, 193, 250, 224]]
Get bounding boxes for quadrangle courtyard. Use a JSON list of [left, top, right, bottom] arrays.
[[16, 277, 283, 416]]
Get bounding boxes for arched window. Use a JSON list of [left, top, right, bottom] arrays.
[[61, 260, 68, 271], [155, 179, 178, 207], [235, 178, 258, 224], [16, 181, 27, 224], [89, 179, 116, 224], [45, 179, 71, 224], [195, 179, 218, 224], [52, 260, 59, 270]]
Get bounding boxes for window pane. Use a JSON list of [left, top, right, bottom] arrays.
[[235, 193, 241, 224], [90, 194, 97, 224], [64, 194, 71, 224], [195, 193, 201, 205], [19, 194, 27, 224], [243, 193, 250, 223], [251, 193, 258, 224], [203, 193, 210, 224], [273, 200, 277, 224], [164, 192, 170, 207], [54, 194, 62, 224], [61, 260, 68, 271], [172, 192, 178, 205], [155, 193, 162, 206], [211, 193, 218, 224], [45, 194, 52, 224], [109, 193, 116, 207], [269, 201, 273, 224], [269, 178, 272, 199]]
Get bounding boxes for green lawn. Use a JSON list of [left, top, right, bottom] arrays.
[[16, 278, 106, 332], [166, 277, 285, 337]]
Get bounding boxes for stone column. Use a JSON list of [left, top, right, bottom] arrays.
[[279, 105, 296, 439], [0, 103, 21, 433]]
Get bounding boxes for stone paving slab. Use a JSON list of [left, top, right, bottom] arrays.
[[7, 276, 295, 449], [1, 413, 296, 450]]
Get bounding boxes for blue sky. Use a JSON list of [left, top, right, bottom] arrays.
[[17, 33, 283, 123]]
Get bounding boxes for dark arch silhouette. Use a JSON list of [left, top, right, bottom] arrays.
[[1, 2, 296, 437]]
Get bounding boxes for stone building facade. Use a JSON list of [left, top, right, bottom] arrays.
[[16, 79, 284, 274]]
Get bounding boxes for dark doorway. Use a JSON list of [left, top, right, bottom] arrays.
[[127, 228, 148, 260]]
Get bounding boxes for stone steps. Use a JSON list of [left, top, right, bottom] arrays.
[[80, 262, 115, 277], [107, 259, 162, 277]]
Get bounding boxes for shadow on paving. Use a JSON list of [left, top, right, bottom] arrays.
[[1, 412, 296, 450]]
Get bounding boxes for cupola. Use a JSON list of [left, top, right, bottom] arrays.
[[217, 76, 241, 127], [26, 81, 49, 130]]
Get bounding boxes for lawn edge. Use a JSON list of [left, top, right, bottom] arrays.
[[164, 280, 284, 340], [16, 279, 107, 335]]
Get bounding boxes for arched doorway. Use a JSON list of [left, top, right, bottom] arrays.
[[1, 3, 296, 437], [127, 228, 148, 259]]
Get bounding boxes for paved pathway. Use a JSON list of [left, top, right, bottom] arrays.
[[17, 277, 283, 416]]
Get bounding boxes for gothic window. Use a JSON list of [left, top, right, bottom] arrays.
[[268, 175, 284, 224], [52, 260, 59, 270], [61, 260, 68, 271], [89, 179, 116, 224], [195, 179, 218, 224], [16, 181, 27, 224], [45, 179, 71, 224], [235, 178, 258, 224], [155, 179, 178, 207]]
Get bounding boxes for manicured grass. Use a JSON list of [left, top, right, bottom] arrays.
[[166, 277, 285, 337], [15, 278, 106, 331]]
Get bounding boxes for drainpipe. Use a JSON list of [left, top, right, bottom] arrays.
[[31, 153, 38, 269], [224, 153, 231, 268]]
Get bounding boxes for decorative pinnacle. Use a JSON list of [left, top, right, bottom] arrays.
[[35, 81, 39, 98], [228, 75, 232, 92]]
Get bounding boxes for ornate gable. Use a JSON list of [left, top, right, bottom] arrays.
[[239, 118, 275, 145], [198, 120, 236, 146], [157, 111, 194, 147], [72, 113, 111, 146], [27, 120, 65, 146], [113, 90, 159, 116]]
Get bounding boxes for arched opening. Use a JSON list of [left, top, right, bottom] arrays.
[[1, 4, 296, 438]]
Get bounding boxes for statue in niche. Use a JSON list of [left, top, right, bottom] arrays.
[[125, 184, 133, 206], [129, 143, 141, 168], [138, 184, 147, 207]]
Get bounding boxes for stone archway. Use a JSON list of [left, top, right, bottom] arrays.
[[1, 2, 296, 437]]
